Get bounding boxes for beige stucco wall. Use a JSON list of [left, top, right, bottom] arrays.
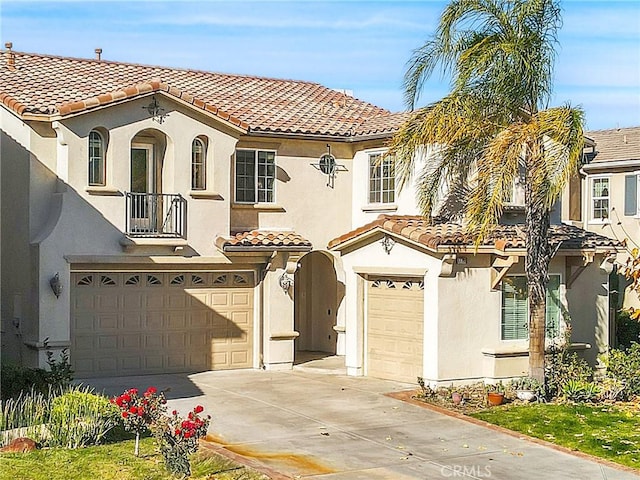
[[232, 138, 353, 250], [350, 146, 419, 227], [337, 230, 611, 383]]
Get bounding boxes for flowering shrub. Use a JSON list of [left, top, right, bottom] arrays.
[[152, 405, 211, 477], [111, 386, 166, 455]]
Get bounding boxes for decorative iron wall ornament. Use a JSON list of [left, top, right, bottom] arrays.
[[143, 96, 168, 124], [311, 144, 347, 188], [380, 235, 395, 255]]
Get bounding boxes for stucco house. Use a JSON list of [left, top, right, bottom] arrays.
[[0, 46, 620, 384]]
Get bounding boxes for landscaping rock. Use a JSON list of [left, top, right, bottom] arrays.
[[0, 437, 37, 453]]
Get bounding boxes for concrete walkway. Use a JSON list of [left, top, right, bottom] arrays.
[[84, 369, 639, 479]]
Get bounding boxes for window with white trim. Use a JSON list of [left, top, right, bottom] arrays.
[[88, 130, 106, 186], [590, 176, 610, 221], [501, 275, 561, 341], [235, 149, 276, 203], [191, 137, 206, 190], [369, 153, 395, 204]]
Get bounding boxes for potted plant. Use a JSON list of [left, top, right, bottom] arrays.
[[510, 376, 540, 402], [485, 382, 505, 406]]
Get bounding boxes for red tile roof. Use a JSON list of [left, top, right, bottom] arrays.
[[0, 50, 395, 137], [216, 230, 313, 252], [328, 215, 621, 253]]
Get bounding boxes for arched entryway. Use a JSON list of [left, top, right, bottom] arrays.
[[294, 251, 343, 362]]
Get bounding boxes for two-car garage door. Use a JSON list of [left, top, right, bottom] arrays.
[[71, 271, 254, 377], [367, 277, 424, 383]]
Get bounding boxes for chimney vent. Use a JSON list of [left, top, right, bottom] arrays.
[[95, 48, 102, 60], [4, 42, 15, 70]]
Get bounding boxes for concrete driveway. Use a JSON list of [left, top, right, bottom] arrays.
[[85, 369, 638, 479]]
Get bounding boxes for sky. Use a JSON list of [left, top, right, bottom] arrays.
[[1, 0, 639, 131]]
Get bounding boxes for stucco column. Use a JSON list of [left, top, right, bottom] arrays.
[[261, 253, 297, 370]]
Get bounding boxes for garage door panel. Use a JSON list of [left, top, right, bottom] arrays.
[[97, 335, 118, 350], [72, 271, 254, 377], [121, 357, 142, 371], [74, 314, 94, 331], [167, 293, 188, 309], [123, 314, 142, 329], [123, 293, 143, 309], [144, 334, 163, 349], [144, 313, 164, 329], [167, 312, 187, 329], [121, 334, 141, 349], [367, 277, 424, 383]]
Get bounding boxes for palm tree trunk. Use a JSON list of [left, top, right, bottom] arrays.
[[525, 154, 552, 383]]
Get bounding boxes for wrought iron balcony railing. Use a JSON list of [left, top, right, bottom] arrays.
[[125, 192, 186, 238]]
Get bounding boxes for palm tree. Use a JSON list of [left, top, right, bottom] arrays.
[[388, 0, 585, 381]]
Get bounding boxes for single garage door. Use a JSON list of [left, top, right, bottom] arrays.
[[71, 271, 254, 377], [367, 277, 424, 383]]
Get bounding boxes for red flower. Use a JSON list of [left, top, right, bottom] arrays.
[[137, 408, 145, 416], [129, 388, 138, 396], [145, 386, 157, 395], [194, 405, 204, 414], [129, 406, 138, 415], [122, 394, 131, 403], [175, 429, 181, 436], [122, 411, 129, 418], [184, 431, 191, 438], [172, 410, 178, 416]]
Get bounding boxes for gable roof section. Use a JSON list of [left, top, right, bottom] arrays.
[[328, 215, 620, 254], [585, 127, 640, 164], [216, 230, 313, 252], [0, 50, 392, 137]]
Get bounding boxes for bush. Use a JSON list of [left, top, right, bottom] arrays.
[[561, 380, 601, 402], [616, 311, 640, 349], [1, 363, 51, 401], [48, 386, 120, 448], [1, 340, 74, 401], [603, 343, 640, 398], [544, 347, 593, 399]]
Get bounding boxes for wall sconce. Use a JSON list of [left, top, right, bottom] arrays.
[[50, 273, 63, 298], [380, 235, 395, 255], [278, 273, 294, 293], [143, 96, 168, 124]]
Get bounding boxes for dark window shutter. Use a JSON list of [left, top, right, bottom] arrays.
[[624, 175, 637, 216]]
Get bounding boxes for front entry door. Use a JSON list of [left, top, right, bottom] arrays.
[[130, 144, 155, 232]]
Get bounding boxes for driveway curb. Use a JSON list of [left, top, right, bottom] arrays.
[[387, 389, 640, 476]]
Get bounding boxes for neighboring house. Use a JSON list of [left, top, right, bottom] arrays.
[[562, 126, 640, 313], [0, 47, 620, 384]]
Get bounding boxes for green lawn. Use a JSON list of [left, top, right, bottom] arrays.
[[471, 403, 640, 469], [0, 437, 268, 480]]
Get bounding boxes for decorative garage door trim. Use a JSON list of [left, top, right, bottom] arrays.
[[366, 276, 424, 383], [71, 271, 254, 377]]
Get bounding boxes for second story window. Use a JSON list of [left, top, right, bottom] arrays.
[[235, 149, 275, 203], [591, 176, 609, 221], [88, 130, 105, 186], [191, 137, 206, 190], [369, 153, 395, 204]]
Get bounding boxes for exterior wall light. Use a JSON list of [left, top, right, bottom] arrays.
[[278, 273, 294, 293], [50, 273, 63, 298]]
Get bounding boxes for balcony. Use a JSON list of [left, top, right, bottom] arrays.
[[125, 192, 186, 238]]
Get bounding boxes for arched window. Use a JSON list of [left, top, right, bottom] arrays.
[[191, 137, 206, 190], [88, 130, 105, 186]]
